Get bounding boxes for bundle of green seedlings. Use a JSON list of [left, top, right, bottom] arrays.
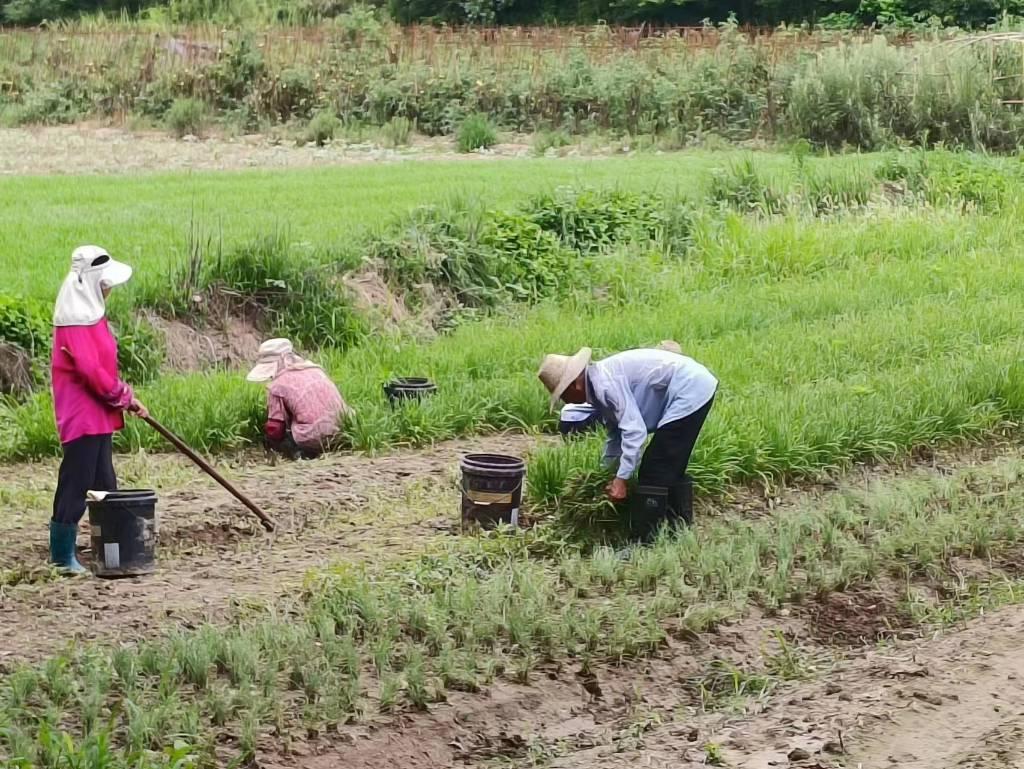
[[4, 454, 1024, 767]]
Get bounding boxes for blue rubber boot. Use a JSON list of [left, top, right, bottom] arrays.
[[49, 520, 87, 575]]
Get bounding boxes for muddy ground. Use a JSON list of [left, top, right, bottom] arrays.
[[0, 433, 546, 661], [4, 441, 1024, 767]]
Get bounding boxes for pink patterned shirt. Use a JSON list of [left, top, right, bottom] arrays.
[[267, 367, 347, 450]]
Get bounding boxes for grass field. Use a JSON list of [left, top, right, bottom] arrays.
[[4, 150, 1024, 503], [0, 152, 800, 300]]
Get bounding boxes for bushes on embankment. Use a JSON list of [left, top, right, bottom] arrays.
[[6, 20, 1024, 151]]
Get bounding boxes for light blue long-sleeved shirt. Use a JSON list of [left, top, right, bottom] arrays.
[[586, 349, 718, 480]]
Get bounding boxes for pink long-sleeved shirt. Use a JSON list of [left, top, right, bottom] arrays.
[[51, 318, 134, 445]]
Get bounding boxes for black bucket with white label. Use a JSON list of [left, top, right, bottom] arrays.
[[87, 489, 157, 578], [459, 454, 525, 532]]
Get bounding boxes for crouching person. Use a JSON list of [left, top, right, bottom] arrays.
[[247, 339, 352, 459]]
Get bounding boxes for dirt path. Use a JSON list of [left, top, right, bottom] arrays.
[[0, 433, 547, 662], [285, 599, 1024, 769], [532, 600, 1024, 769], [0, 125, 565, 175]]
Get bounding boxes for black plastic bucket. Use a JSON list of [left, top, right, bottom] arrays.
[[631, 476, 694, 541], [384, 377, 437, 407], [87, 489, 158, 578], [459, 454, 526, 531]]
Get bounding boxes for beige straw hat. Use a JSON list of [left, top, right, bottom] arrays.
[[537, 347, 592, 409], [657, 339, 682, 354]]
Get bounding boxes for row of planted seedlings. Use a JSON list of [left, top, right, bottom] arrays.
[[5, 447, 1024, 766]]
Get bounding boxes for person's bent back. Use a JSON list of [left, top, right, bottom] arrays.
[[267, 366, 347, 455], [247, 338, 352, 459]]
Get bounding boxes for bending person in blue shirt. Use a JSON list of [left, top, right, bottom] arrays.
[[538, 345, 717, 508]]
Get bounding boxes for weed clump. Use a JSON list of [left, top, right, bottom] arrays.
[[456, 113, 498, 153], [382, 116, 413, 147], [157, 232, 366, 353], [304, 109, 341, 146], [165, 98, 206, 138]]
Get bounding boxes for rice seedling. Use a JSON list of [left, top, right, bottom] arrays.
[[377, 673, 402, 713]]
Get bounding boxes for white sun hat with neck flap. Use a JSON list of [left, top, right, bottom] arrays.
[[53, 246, 133, 327], [246, 338, 322, 383]]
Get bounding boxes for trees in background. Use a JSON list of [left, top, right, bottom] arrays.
[[3, 0, 1024, 28]]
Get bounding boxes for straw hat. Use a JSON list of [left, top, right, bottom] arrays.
[[657, 340, 682, 354], [537, 347, 592, 409]]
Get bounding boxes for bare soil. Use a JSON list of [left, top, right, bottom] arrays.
[[0, 432, 546, 662], [4, 441, 1024, 768], [0, 125, 544, 176], [150, 312, 263, 372]]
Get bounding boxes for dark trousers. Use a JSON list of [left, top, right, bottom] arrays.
[[637, 396, 715, 487], [52, 434, 117, 525]]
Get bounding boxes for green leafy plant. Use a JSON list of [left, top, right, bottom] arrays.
[[165, 98, 206, 139], [382, 116, 413, 148], [304, 109, 341, 146], [456, 113, 497, 153]]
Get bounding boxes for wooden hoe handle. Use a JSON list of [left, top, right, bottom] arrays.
[[143, 415, 277, 532]]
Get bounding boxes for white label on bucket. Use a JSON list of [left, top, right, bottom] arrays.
[[511, 508, 519, 526], [104, 543, 121, 570]]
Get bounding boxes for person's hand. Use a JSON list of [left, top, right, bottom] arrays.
[[128, 397, 149, 419], [606, 478, 629, 504]]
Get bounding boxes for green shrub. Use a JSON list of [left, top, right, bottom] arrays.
[[382, 116, 413, 148], [0, 295, 50, 359], [707, 158, 787, 215], [269, 67, 317, 120], [304, 110, 341, 146], [533, 129, 572, 156], [877, 150, 1016, 212], [110, 313, 165, 386], [208, 36, 266, 106], [923, 153, 1014, 213], [165, 98, 206, 138], [526, 188, 666, 253], [456, 113, 498, 153], [160, 233, 365, 352], [0, 81, 89, 126]]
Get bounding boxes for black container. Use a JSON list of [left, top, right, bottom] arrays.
[[631, 485, 669, 541], [631, 476, 694, 540], [384, 377, 437, 407], [87, 489, 158, 578], [459, 454, 526, 531]]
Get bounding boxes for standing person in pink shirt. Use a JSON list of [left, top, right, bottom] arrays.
[[50, 246, 148, 574], [247, 338, 351, 459]]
